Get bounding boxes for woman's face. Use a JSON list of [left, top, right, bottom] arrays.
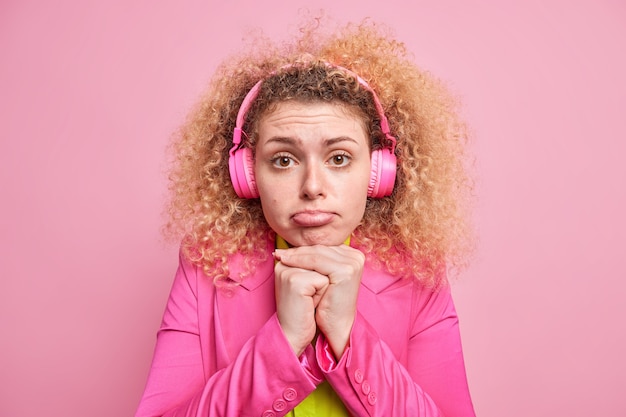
[[254, 100, 371, 247]]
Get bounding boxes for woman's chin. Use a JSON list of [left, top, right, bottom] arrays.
[[284, 229, 351, 247]]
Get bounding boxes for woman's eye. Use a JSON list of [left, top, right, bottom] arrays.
[[272, 156, 294, 168], [330, 154, 350, 166]]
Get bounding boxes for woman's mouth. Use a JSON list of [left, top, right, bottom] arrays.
[[291, 211, 335, 227]]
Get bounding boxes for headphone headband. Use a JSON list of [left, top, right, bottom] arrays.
[[229, 63, 397, 199], [232, 64, 396, 149]]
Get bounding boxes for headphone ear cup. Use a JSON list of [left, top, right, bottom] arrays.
[[368, 149, 397, 198], [229, 147, 258, 198]]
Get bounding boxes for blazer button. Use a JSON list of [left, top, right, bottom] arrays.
[[367, 391, 377, 405], [354, 369, 364, 384], [361, 380, 371, 395], [283, 387, 297, 401], [273, 399, 287, 412], [262, 410, 276, 417], [272, 398, 287, 412]]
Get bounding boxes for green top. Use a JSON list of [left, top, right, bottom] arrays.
[[288, 381, 349, 416]]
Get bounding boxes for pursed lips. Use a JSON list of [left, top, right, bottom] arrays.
[[291, 210, 336, 227]]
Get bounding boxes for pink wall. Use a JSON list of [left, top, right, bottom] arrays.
[[1, 1, 625, 416]]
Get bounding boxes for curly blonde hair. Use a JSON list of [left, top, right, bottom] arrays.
[[164, 20, 474, 287]]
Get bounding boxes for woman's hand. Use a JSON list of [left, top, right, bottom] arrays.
[[274, 245, 364, 359], [274, 257, 329, 357]]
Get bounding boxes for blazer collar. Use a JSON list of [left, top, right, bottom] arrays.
[[227, 237, 275, 291]]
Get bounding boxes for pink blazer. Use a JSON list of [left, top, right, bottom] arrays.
[[135, 240, 475, 417]]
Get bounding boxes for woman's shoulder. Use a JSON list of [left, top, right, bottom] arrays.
[[174, 238, 275, 295]]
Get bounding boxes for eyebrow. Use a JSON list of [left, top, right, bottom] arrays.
[[264, 136, 360, 146]]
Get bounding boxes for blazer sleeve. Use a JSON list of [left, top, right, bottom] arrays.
[[316, 284, 475, 417], [135, 253, 323, 417]]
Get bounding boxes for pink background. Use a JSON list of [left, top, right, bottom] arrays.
[[1, 1, 625, 416]]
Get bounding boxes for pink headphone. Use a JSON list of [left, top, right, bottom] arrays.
[[229, 65, 397, 199]]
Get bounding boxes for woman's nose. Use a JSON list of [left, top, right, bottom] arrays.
[[300, 163, 326, 199]]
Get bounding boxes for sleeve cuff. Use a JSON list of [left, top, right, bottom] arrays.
[[315, 329, 352, 374], [299, 343, 325, 384], [267, 314, 325, 386]]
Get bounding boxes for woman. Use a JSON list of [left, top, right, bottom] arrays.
[[136, 21, 475, 417]]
